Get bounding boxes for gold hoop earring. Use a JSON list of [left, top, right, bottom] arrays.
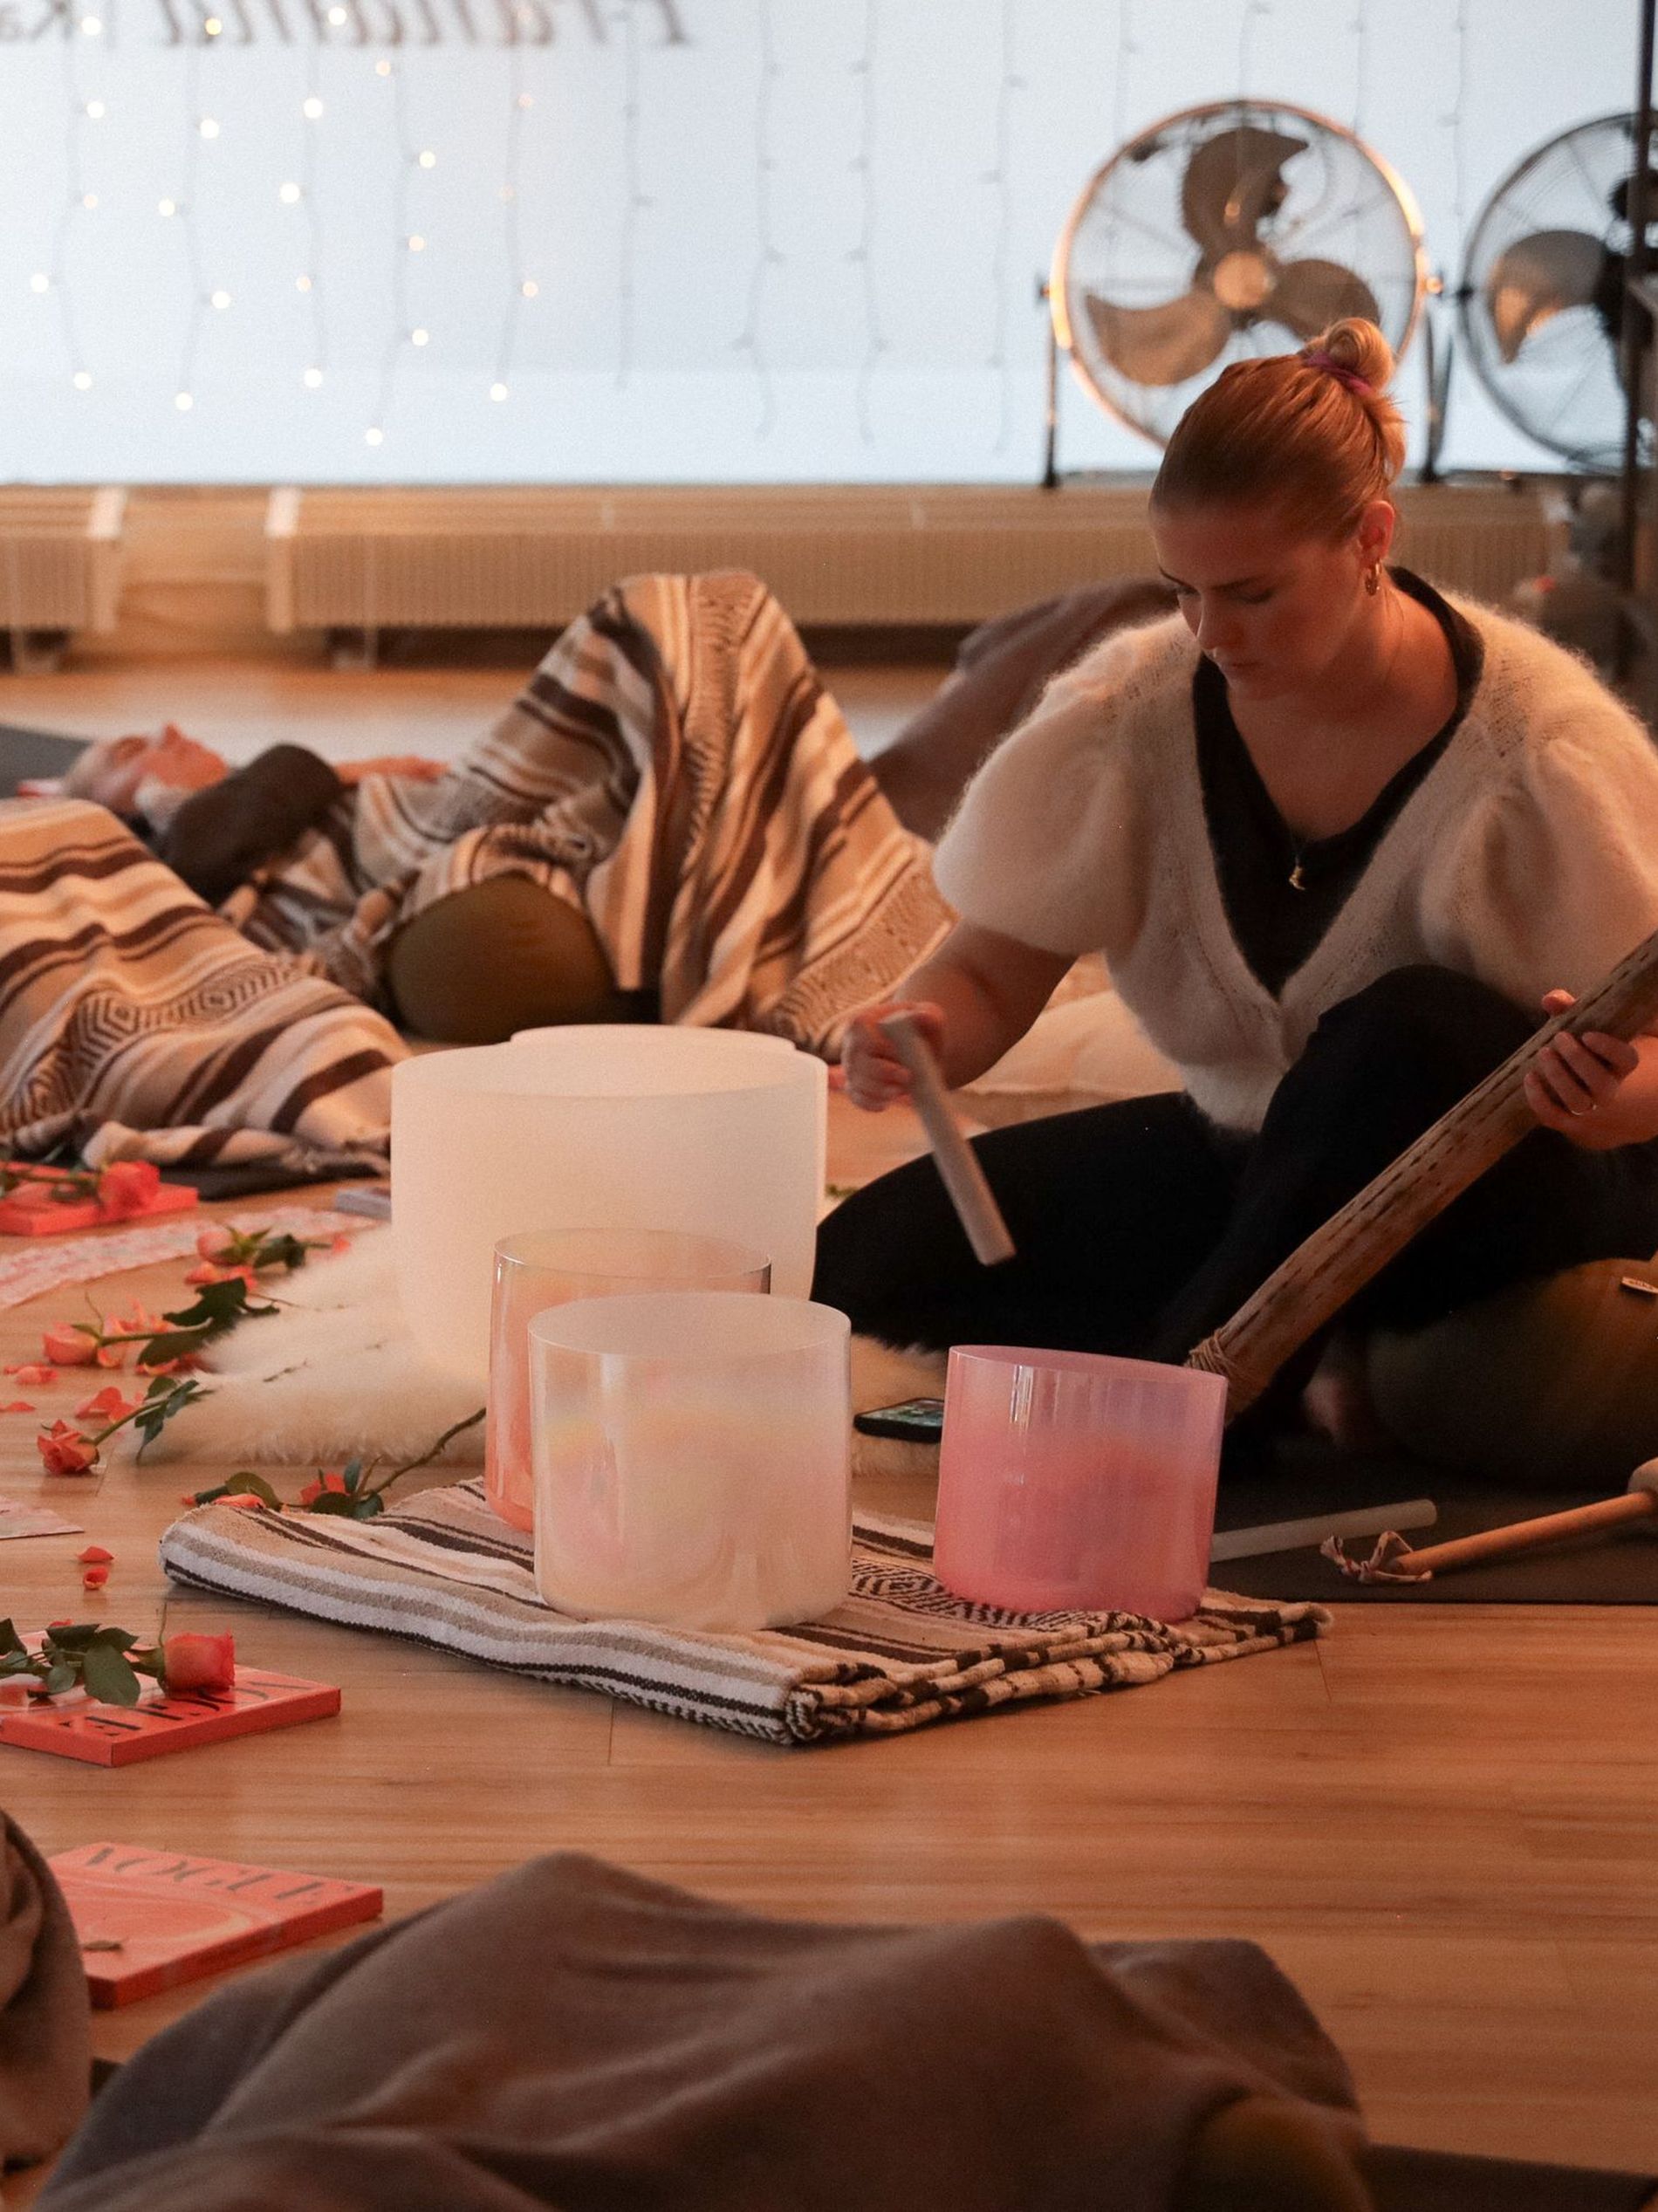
[[1364, 564, 1382, 596]]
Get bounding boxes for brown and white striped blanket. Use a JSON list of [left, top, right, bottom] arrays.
[[159, 1480, 1328, 1746], [2, 572, 949, 1170]]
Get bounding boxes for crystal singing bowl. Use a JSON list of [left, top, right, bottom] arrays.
[[391, 1027, 826, 1384]]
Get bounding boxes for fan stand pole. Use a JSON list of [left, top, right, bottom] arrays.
[[1615, 0, 1658, 691], [1038, 279, 1062, 490]]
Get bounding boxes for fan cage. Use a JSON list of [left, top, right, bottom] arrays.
[[1458, 110, 1645, 471], [1051, 99, 1427, 450]]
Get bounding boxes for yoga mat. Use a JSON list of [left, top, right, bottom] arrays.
[[2, 724, 86, 795], [1213, 1437, 1658, 1606]]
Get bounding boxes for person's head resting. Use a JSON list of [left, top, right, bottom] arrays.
[[1148, 317, 1409, 702], [62, 727, 226, 818]]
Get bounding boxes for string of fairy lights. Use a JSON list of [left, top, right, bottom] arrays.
[[10, 4, 1559, 461], [732, 0, 779, 435]]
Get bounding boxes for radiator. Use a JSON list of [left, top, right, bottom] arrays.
[[0, 488, 126, 635], [264, 481, 1554, 634]]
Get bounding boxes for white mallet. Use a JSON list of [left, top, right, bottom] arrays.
[[879, 1012, 1015, 1268]]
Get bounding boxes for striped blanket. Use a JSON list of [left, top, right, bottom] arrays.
[[159, 1481, 1328, 1746], [2, 572, 948, 1170]]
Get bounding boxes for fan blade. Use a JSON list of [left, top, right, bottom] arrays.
[[1180, 126, 1308, 256], [1484, 229, 1609, 362], [1082, 288, 1234, 387], [1266, 257, 1381, 341]]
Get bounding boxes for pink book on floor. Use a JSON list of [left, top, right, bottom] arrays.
[[0, 1668, 340, 1765], [50, 1841, 383, 2007]]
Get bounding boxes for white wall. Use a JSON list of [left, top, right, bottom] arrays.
[[0, 0, 1636, 483]]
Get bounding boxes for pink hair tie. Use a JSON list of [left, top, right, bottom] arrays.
[[1302, 348, 1372, 396]]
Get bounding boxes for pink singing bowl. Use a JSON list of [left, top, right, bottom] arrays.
[[932, 1346, 1226, 1621]]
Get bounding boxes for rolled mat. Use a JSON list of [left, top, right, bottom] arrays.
[[158, 1482, 1326, 1747]]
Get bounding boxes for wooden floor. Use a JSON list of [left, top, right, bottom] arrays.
[[3, 641, 1658, 2184]]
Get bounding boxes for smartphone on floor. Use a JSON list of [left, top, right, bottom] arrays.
[[853, 1396, 945, 1443]]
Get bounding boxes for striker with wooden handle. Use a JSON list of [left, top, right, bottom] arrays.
[[1383, 1462, 1658, 1579], [1186, 926, 1658, 1420]]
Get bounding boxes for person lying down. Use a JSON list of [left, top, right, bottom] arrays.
[[0, 572, 950, 1176]]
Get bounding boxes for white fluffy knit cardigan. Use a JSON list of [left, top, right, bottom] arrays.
[[933, 597, 1658, 1133]]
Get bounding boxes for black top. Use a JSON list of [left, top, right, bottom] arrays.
[[1193, 569, 1483, 997], [150, 744, 345, 907]]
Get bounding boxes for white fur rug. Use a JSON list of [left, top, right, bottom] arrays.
[[113, 1228, 946, 1481], [111, 1233, 484, 1469]]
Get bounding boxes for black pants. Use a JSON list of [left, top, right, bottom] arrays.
[[812, 967, 1658, 1373]]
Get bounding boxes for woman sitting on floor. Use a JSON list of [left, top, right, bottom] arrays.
[[813, 318, 1658, 1435]]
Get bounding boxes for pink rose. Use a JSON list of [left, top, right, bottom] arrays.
[[183, 1261, 256, 1289], [5, 1364, 55, 1387], [298, 1470, 349, 1505], [37, 1421, 99, 1476], [42, 1325, 99, 1367], [161, 1633, 236, 1694], [195, 1224, 237, 1261], [95, 1161, 161, 1217]]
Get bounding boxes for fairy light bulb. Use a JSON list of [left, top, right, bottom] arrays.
[[210, 289, 231, 310], [303, 366, 324, 388], [81, 192, 98, 209], [85, 99, 106, 120], [202, 13, 222, 30], [175, 391, 194, 412], [326, 4, 346, 20], [159, 197, 178, 217], [29, 272, 50, 293], [278, 181, 302, 204], [418, 149, 436, 168], [375, 58, 392, 75], [520, 278, 538, 298], [365, 425, 384, 447], [303, 96, 324, 120], [72, 370, 92, 391], [79, 13, 101, 31], [407, 234, 425, 252], [296, 273, 313, 292], [490, 381, 509, 401], [410, 326, 429, 346], [199, 116, 220, 140]]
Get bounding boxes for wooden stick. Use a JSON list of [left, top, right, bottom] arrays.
[[1187, 926, 1658, 1420], [1209, 1496, 1436, 1565], [1387, 1488, 1658, 1579], [880, 1014, 1016, 1268]]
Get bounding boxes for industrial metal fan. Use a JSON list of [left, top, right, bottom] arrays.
[[1050, 99, 1427, 449], [1460, 113, 1655, 469]]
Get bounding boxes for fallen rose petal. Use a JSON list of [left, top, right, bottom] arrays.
[[330, 1234, 353, 1257], [161, 1632, 236, 1693], [5, 1365, 55, 1386], [94, 1345, 127, 1370], [110, 1305, 165, 1339], [75, 1387, 140, 1422], [77, 1544, 114, 1564], [2, 1400, 36, 1414], [217, 1493, 267, 1510], [41, 1327, 99, 1367], [36, 1421, 99, 1476], [80, 1565, 109, 1590], [0, 1681, 31, 1709]]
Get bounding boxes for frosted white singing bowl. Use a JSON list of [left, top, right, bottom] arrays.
[[391, 1028, 826, 1384], [530, 1291, 851, 1631]]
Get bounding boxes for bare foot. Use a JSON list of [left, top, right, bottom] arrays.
[[1302, 1332, 1395, 1455]]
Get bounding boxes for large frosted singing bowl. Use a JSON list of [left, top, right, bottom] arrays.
[[392, 1027, 826, 1383]]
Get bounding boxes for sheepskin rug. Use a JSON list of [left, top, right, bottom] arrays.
[[113, 1227, 946, 1488]]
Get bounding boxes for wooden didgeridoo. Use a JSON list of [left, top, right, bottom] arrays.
[[1185, 926, 1658, 1421]]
